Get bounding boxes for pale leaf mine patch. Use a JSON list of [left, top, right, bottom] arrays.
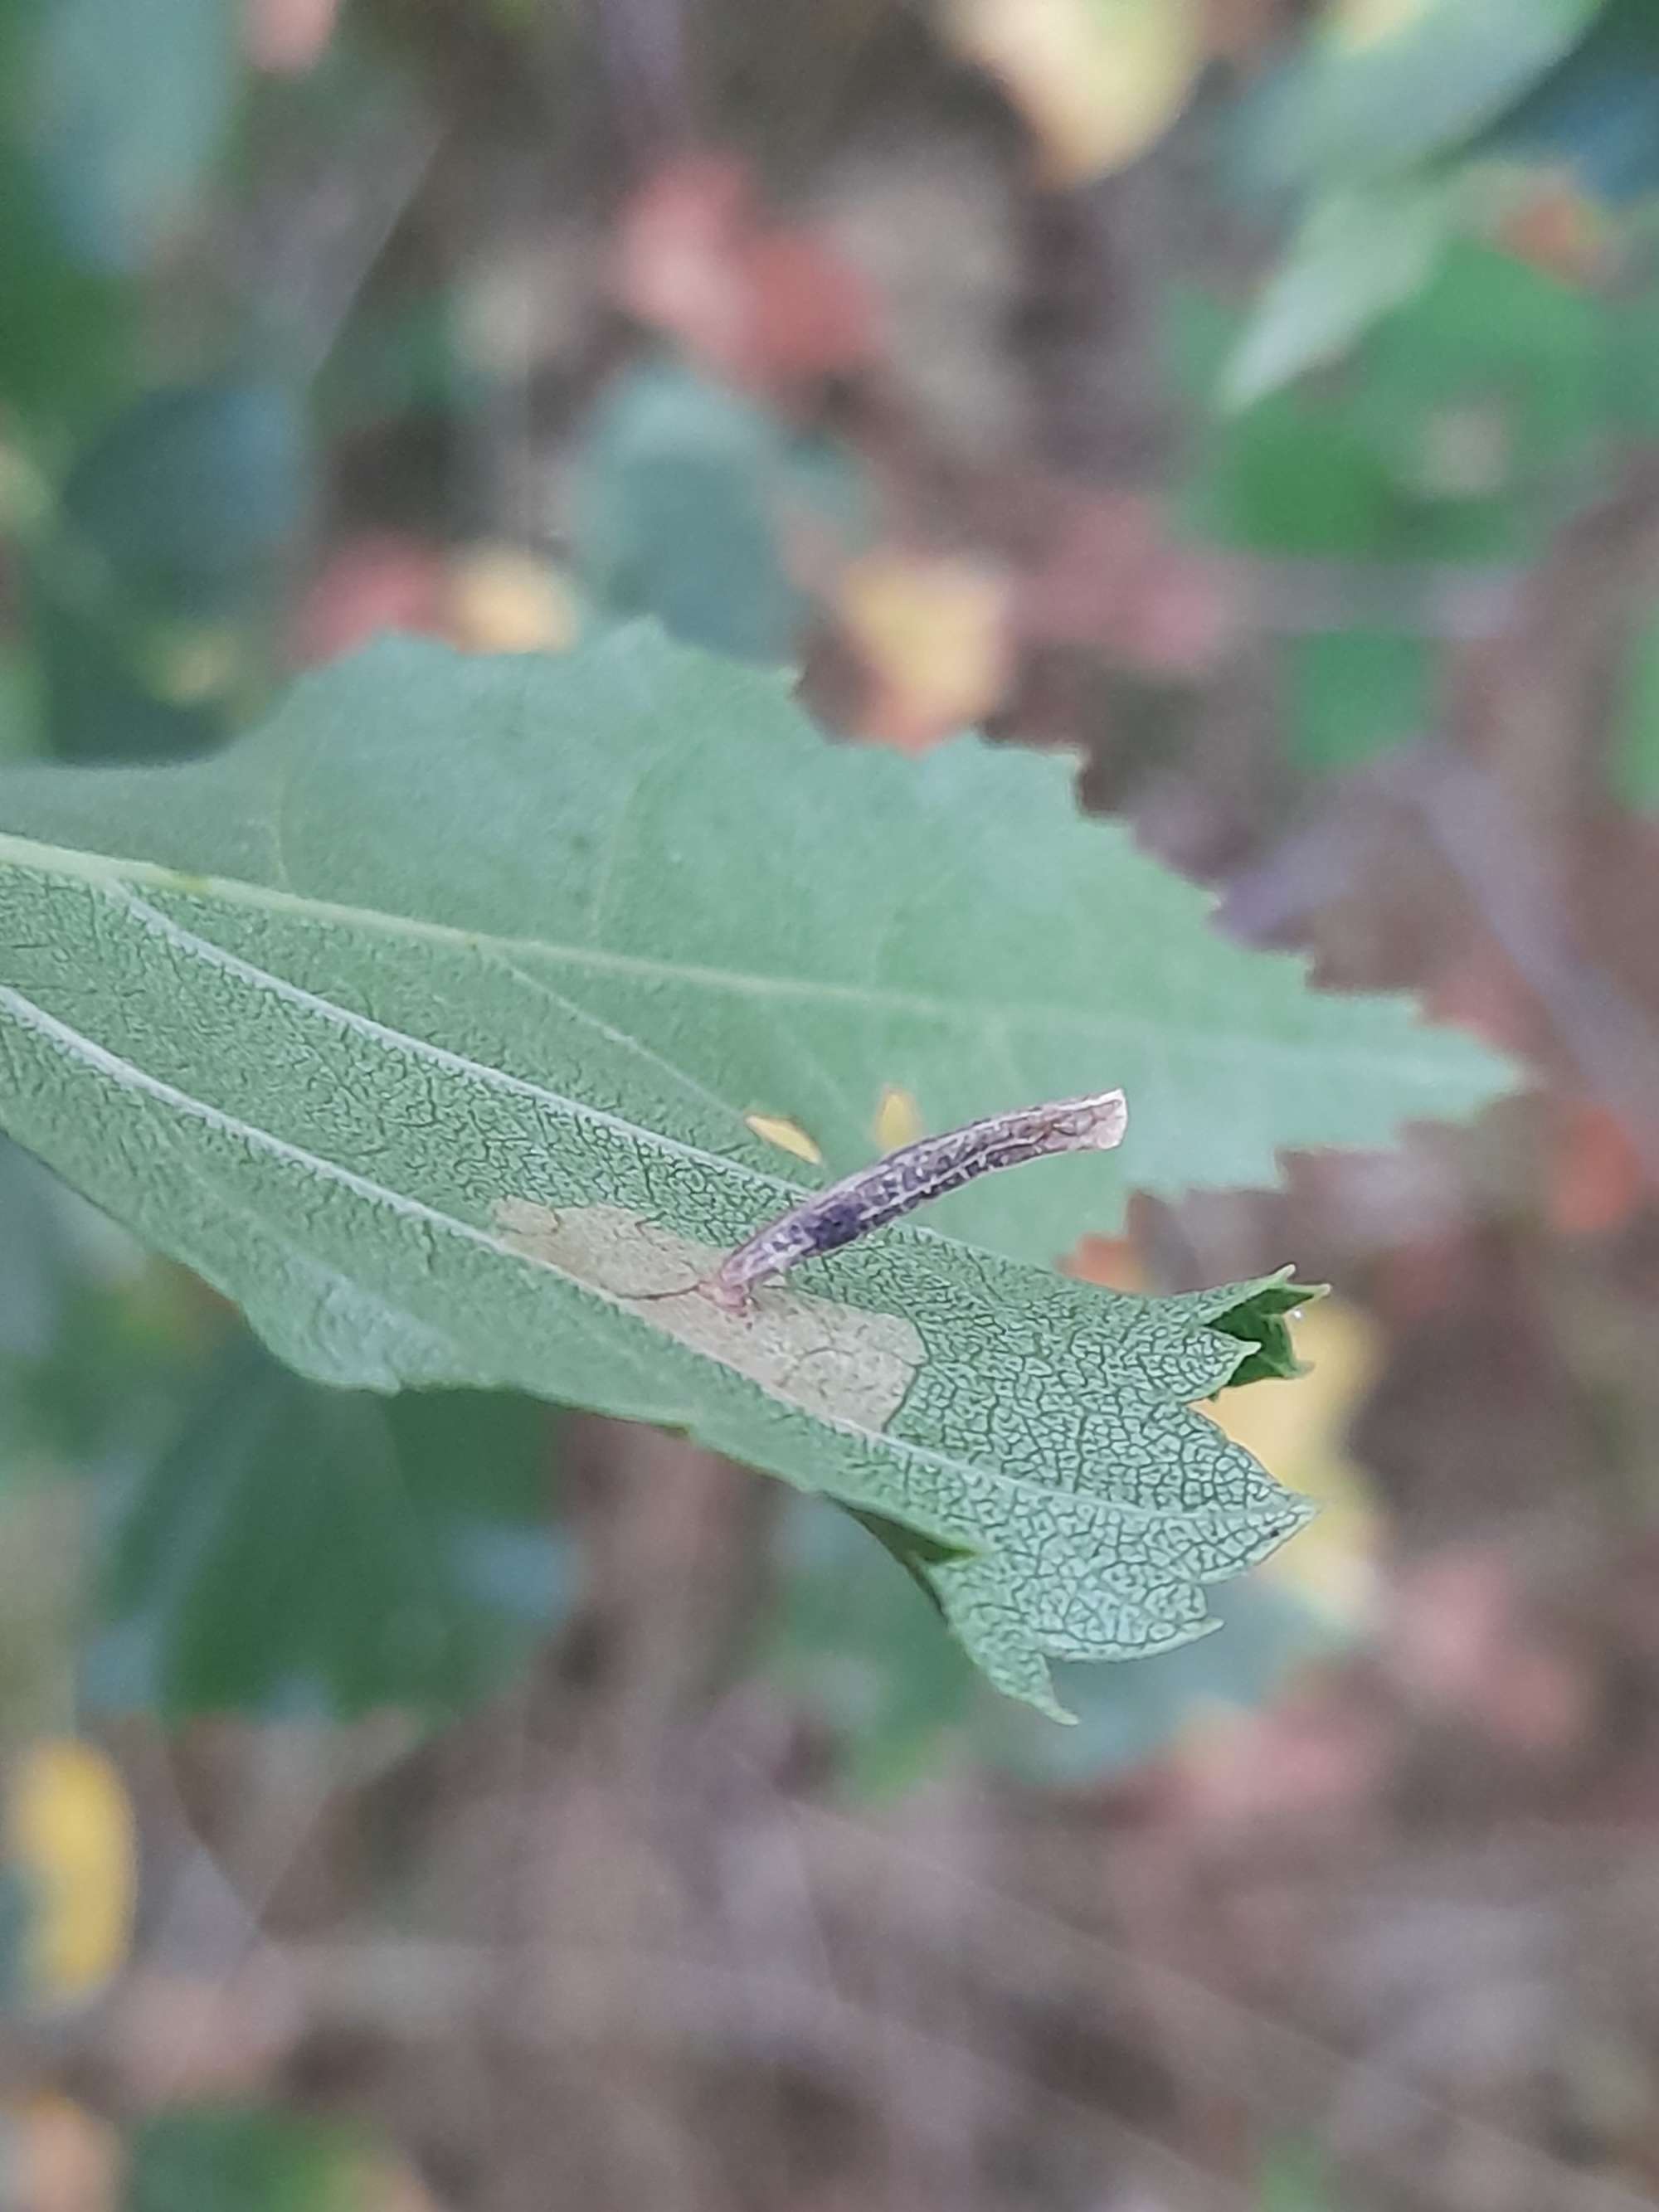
[[494, 1199, 920, 1430]]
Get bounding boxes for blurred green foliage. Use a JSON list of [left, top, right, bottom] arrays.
[[1239, 0, 1606, 195], [92, 1345, 568, 1721], [1283, 629, 1433, 778], [35, 377, 309, 761], [128, 2104, 362, 2212], [1181, 242, 1606, 567], [575, 357, 869, 659], [1254, 2135, 1344, 2212], [33, 0, 240, 272]]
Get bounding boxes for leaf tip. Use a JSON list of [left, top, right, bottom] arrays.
[[1023, 1670, 1078, 1725]]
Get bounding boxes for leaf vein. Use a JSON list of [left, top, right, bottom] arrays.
[[0, 831, 1468, 1079]]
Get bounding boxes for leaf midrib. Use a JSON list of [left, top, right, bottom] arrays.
[[0, 830, 1451, 1075]]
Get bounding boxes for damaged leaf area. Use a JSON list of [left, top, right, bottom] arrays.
[[493, 1198, 921, 1432], [0, 628, 1486, 1707]]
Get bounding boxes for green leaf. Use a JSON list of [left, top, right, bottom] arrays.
[[1205, 1277, 1325, 1387], [0, 645, 45, 765], [1282, 630, 1434, 780], [28, 0, 241, 270], [1607, 280, 1659, 441], [127, 2104, 358, 2212], [0, 147, 133, 436], [1182, 390, 1401, 557], [1255, 2134, 1342, 2212], [1245, 0, 1608, 192], [575, 358, 868, 661], [1353, 241, 1603, 490], [1494, 0, 1659, 201], [34, 378, 309, 763], [0, 1141, 74, 1363], [90, 1340, 569, 1720], [1222, 180, 1452, 411], [760, 1499, 977, 1796], [0, 1866, 41, 2005], [0, 1140, 176, 1483], [56, 381, 307, 596], [0, 627, 1510, 1252], [0, 630, 1513, 1709], [1187, 240, 1603, 566]]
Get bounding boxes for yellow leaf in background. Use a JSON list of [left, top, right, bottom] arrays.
[[745, 1111, 824, 1166], [141, 623, 243, 706], [5, 1743, 135, 2003], [873, 1086, 924, 1152], [836, 550, 1014, 751], [1330, 0, 1425, 52], [942, 0, 1203, 185], [445, 545, 581, 655], [1205, 1296, 1383, 1626]]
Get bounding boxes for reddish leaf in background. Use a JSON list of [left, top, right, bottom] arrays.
[[290, 534, 450, 667], [1495, 177, 1612, 288], [1421, 941, 1539, 1062], [1202, 0, 1296, 61], [1548, 1098, 1647, 1237], [1063, 1233, 1146, 1291], [615, 156, 752, 380], [738, 228, 879, 394], [615, 154, 878, 400], [1160, 1675, 1395, 1842], [1014, 489, 1238, 675], [1385, 1544, 1598, 1759], [1372, 1228, 1486, 1325], [245, 0, 341, 73], [294, 538, 581, 668]]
